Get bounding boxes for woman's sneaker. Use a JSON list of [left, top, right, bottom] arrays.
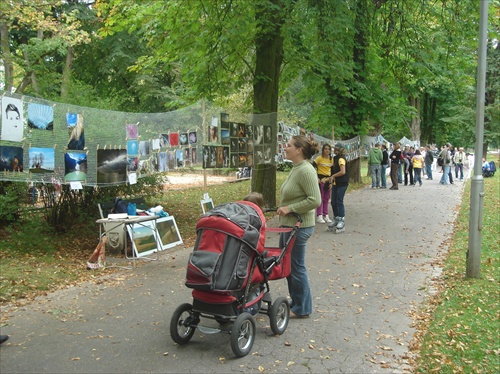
[[316, 215, 326, 224], [324, 215, 332, 223]]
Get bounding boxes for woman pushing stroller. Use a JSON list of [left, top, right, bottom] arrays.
[[277, 135, 321, 318]]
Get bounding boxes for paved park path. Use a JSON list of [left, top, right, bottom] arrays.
[[0, 172, 467, 373]]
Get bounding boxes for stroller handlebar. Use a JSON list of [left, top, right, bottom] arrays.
[[264, 208, 302, 224]]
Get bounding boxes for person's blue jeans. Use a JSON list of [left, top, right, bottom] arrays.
[[331, 184, 348, 217], [381, 165, 387, 188], [425, 164, 433, 180], [414, 168, 422, 185], [370, 164, 381, 187], [440, 165, 451, 184], [398, 163, 403, 183], [280, 226, 315, 316]]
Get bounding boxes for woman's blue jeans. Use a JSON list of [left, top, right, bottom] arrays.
[[280, 226, 315, 316], [381, 165, 387, 188], [331, 184, 348, 217]]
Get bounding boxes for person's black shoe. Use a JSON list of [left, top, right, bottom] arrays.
[[0, 335, 9, 345]]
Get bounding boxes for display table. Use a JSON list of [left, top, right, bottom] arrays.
[[96, 215, 161, 266]]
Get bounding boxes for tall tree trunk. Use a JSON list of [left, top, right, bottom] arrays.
[[408, 96, 421, 143], [61, 46, 73, 100], [346, 0, 371, 184], [0, 22, 13, 92], [251, 0, 287, 207]]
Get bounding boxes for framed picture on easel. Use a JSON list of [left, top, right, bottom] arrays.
[[126, 221, 159, 258], [156, 216, 183, 250], [200, 198, 214, 214]]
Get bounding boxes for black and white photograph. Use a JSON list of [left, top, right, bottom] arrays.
[[97, 149, 127, 184], [1, 97, 24, 142]]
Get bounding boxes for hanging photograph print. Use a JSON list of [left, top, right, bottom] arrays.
[[230, 153, 238, 168], [158, 152, 167, 172], [221, 128, 230, 145], [152, 138, 161, 150], [170, 132, 179, 146], [67, 113, 85, 150], [175, 149, 184, 168], [1, 96, 24, 142], [216, 147, 224, 168], [128, 156, 139, 172], [237, 123, 246, 138], [29, 147, 55, 173], [264, 126, 273, 144], [222, 146, 229, 168], [230, 122, 238, 137], [189, 131, 197, 144], [202, 146, 216, 168], [159, 133, 169, 147], [191, 147, 197, 164], [127, 139, 139, 156], [179, 132, 188, 146], [183, 148, 191, 166], [64, 152, 87, 182], [254, 125, 263, 145], [139, 140, 150, 156], [138, 159, 150, 175], [167, 152, 175, 170], [0, 146, 24, 172], [97, 149, 127, 184], [208, 124, 218, 143], [126, 124, 138, 139], [27, 103, 53, 130]]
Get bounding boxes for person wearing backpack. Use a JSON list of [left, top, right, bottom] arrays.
[[439, 143, 452, 185]]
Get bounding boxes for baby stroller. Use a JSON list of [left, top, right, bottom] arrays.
[[482, 161, 496, 177], [170, 201, 301, 357]]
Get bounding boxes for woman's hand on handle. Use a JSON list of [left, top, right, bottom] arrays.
[[277, 206, 290, 217]]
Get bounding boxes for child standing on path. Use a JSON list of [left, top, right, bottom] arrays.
[[412, 149, 424, 186], [312, 144, 333, 223]]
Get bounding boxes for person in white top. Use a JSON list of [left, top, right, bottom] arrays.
[[453, 147, 466, 181]]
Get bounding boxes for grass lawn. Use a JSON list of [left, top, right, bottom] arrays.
[[411, 169, 499, 373]]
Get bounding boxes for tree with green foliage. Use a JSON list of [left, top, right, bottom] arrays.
[[0, 0, 92, 98]]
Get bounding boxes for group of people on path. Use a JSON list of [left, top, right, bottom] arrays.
[[383, 142, 470, 189]]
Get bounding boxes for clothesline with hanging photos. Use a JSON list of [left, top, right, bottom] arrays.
[[1, 91, 368, 188]]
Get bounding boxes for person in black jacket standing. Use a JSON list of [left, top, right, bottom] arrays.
[[327, 143, 349, 233], [390, 142, 402, 190], [381, 144, 389, 188]]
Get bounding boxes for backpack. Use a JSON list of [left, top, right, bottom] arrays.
[[112, 198, 128, 214], [437, 156, 444, 167]]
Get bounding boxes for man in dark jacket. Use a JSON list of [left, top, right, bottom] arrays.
[[424, 145, 434, 180]]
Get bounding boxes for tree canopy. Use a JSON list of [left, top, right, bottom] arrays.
[[1, 0, 499, 151]]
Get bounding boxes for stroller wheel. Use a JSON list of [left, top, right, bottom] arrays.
[[170, 303, 197, 345], [269, 296, 290, 335], [230, 312, 256, 357]]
